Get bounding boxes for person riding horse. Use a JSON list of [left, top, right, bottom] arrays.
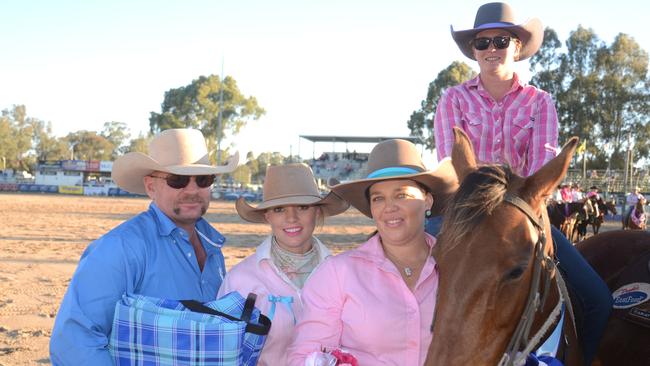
[[627, 196, 647, 230], [623, 187, 644, 229], [585, 186, 601, 223]]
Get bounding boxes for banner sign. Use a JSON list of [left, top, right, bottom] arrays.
[[62, 160, 87, 171], [59, 185, 84, 195], [100, 161, 113, 172]]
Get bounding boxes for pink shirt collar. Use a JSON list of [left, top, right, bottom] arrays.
[[348, 233, 437, 269], [469, 72, 525, 99]]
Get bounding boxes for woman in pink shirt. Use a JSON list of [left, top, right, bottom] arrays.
[[288, 139, 458, 366], [218, 163, 349, 366], [434, 3, 557, 178], [430, 3, 611, 365]]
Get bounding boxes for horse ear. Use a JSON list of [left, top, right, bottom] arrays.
[[451, 127, 478, 182], [524, 137, 579, 204]]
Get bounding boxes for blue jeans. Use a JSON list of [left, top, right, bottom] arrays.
[[425, 218, 611, 365], [551, 226, 612, 366]]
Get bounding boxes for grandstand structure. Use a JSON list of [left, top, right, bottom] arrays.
[[299, 135, 423, 184]]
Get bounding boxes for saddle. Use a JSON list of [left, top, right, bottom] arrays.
[[610, 250, 650, 329]]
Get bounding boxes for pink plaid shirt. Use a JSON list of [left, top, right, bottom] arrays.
[[434, 74, 559, 177]]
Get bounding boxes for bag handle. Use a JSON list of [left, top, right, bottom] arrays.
[[180, 293, 272, 336]]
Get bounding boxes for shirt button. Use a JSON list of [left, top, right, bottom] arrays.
[[496, 138, 501, 143], [187, 252, 192, 257]]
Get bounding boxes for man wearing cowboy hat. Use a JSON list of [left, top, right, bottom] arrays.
[[50, 128, 239, 365]]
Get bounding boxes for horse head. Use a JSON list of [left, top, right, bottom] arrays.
[[425, 128, 579, 365], [606, 199, 618, 216]]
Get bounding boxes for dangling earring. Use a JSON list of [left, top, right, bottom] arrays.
[[425, 209, 432, 218]]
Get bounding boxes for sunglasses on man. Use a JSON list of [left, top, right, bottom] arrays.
[[149, 174, 216, 189], [471, 36, 515, 51]]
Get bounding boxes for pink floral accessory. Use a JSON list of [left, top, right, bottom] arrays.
[[304, 347, 359, 366]]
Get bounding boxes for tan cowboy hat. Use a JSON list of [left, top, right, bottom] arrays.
[[451, 2, 543, 61], [236, 163, 350, 223], [328, 139, 458, 218], [112, 128, 239, 195]]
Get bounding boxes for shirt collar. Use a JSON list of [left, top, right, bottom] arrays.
[[149, 202, 225, 249], [349, 233, 437, 265], [150, 202, 178, 237], [255, 235, 331, 265], [468, 72, 524, 95]]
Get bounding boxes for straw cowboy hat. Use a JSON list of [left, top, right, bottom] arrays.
[[236, 163, 350, 223], [328, 139, 458, 218], [112, 128, 239, 195], [451, 2, 543, 61]]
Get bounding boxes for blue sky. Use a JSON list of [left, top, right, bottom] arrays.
[[1, 0, 648, 164]]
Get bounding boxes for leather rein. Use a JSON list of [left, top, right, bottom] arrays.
[[497, 194, 576, 366]]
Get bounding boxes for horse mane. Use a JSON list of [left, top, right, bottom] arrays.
[[437, 165, 512, 256]]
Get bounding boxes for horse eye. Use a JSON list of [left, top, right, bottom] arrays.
[[505, 266, 525, 281]]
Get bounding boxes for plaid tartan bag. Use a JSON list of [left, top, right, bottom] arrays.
[[109, 291, 271, 366]]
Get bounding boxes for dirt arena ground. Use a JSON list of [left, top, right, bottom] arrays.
[[0, 193, 625, 365], [0, 193, 374, 365]]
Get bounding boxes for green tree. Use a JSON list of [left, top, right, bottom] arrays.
[[66, 131, 114, 161], [0, 105, 35, 172], [31, 119, 70, 161], [595, 33, 650, 167], [407, 61, 476, 151], [530, 26, 650, 169], [231, 164, 252, 186], [0, 112, 13, 170], [149, 75, 265, 159], [125, 132, 152, 154], [245, 151, 260, 181], [101, 121, 131, 158], [250, 152, 285, 182]]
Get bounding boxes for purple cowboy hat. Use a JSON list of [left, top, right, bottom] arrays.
[[451, 2, 543, 61]]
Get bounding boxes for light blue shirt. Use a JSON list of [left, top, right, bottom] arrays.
[[50, 203, 227, 366]]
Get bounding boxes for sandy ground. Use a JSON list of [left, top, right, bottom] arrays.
[[0, 193, 374, 365], [0, 193, 624, 365]]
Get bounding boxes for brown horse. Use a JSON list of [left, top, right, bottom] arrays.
[[425, 128, 650, 366], [589, 197, 617, 235], [547, 200, 588, 241], [576, 231, 650, 365]]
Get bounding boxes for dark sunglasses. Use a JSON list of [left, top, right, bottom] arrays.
[[471, 36, 514, 51], [149, 174, 216, 189]]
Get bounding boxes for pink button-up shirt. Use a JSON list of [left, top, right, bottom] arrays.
[[288, 234, 438, 366], [434, 74, 559, 177], [218, 236, 331, 366]]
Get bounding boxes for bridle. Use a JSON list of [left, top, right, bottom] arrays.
[[497, 194, 575, 366]]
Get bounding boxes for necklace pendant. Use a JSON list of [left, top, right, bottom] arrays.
[[404, 267, 413, 277]]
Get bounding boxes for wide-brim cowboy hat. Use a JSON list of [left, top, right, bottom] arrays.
[[236, 163, 350, 223], [451, 2, 543, 61], [112, 128, 239, 195], [328, 139, 458, 218]]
